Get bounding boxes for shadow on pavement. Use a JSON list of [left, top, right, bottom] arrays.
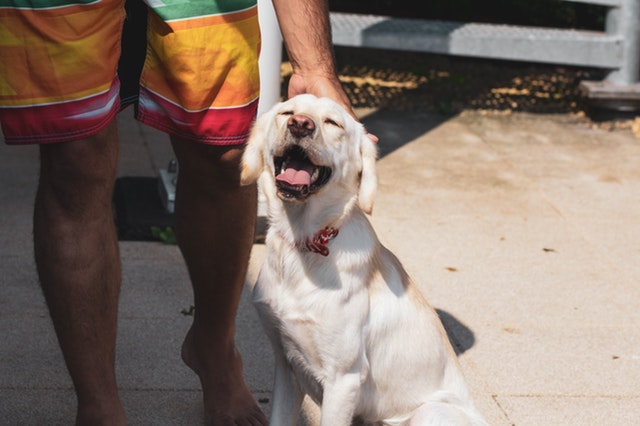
[[437, 308, 477, 355]]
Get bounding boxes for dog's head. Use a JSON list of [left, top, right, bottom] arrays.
[[241, 94, 377, 214]]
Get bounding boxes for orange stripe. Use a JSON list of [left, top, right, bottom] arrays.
[[0, 1, 110, 19], [0, 0, 124, 107], [165, 7, 257, 31]]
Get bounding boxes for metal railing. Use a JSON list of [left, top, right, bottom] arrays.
[[329, 0, 640, 109]]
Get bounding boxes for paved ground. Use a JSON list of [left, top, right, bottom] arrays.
[[1, 105, 639, 425]]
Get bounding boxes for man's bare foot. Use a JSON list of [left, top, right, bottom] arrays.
[[181, 326, 268, 426], [75, 396, 126, 426]]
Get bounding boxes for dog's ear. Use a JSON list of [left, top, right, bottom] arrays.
[[358, 132, 378, 214], [240, 116, 268, 186]]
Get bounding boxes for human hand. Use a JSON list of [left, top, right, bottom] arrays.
[[287, 73, 379, 143]]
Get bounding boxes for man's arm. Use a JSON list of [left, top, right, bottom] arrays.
[[270, 0, 351, 110], [270, 0, 378, 141]]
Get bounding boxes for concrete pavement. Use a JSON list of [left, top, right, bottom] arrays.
[[1, 106, 639, 425]]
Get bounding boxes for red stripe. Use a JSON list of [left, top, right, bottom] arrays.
[[137, 87, 258, 145], [2, 80, 120, 145]]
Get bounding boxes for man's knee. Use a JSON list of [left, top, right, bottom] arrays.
[[171, 138, 246, 188], [38, 125, 119, 207]]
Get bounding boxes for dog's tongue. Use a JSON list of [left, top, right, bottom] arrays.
[[276, 159, 314, 186]]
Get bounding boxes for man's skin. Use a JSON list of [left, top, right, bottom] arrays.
[[31, 0, 368, 425], [34, 121, 126, 425]]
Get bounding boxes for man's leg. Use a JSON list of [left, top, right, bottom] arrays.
[[33, 121, 125, 426], [171, 138, 267, 426]]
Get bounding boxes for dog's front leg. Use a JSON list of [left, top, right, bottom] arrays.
[[270, 353, 304, 426], [319, 372, 362, 426]]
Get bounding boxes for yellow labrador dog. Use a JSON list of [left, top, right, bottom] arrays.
[[241, 94, 487, 426]]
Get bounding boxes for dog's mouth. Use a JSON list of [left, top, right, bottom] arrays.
[[274, 145, 332, 200]]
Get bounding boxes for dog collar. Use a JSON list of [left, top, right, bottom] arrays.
[[300, 226, 339, 257]]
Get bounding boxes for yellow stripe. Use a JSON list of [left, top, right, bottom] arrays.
[[143, 10, 260, 110]]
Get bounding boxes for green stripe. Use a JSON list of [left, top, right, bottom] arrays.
[[148, 0, 257, 21], [0, 0, 98, 8]]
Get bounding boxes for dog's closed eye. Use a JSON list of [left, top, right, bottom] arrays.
[[323, 117, 343, 128]]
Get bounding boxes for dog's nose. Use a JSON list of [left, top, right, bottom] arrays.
[[287, 114, 315, 138]]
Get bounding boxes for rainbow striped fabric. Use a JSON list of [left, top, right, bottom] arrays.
[[0, 0, 261, 145]]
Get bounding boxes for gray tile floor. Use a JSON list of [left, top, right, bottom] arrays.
[[2, 109, 639, 425]]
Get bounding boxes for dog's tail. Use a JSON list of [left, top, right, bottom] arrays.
[[410, 391, 488, 426]]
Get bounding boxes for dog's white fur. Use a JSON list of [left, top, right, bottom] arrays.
[[241, 94, 487, 426]]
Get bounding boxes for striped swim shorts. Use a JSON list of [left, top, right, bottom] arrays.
[[0, 0, 262, 145]]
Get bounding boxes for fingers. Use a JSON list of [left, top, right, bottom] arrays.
[[365, 129, 379, 143], [286, 73, 380, 143]]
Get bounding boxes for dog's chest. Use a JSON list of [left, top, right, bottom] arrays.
[[254, 269, 368, 349], [253, 253, 370, 385], [258, 292, 368, 401]]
